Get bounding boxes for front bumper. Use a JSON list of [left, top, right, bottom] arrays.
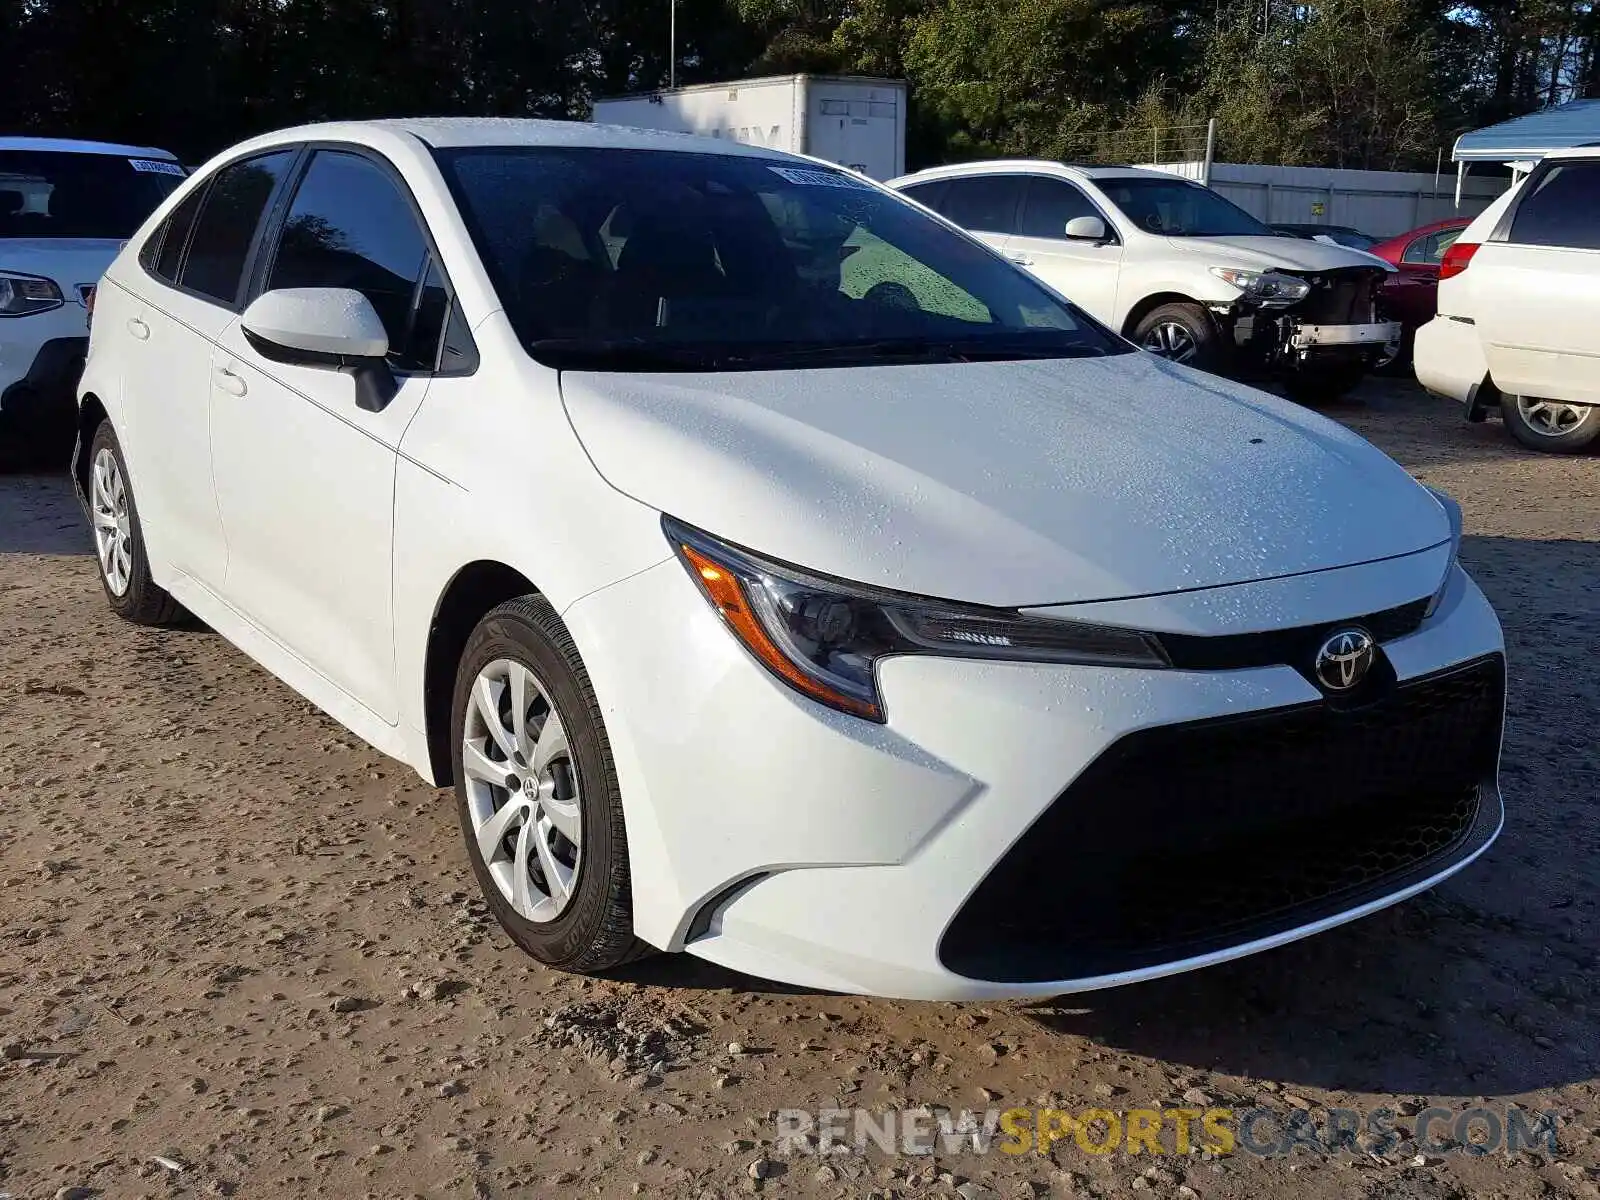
[[1, 309, 90, 463], [0, 297, 90, 416], [563, 549, 1505, 1000], [1290, 320, 1400, 350]]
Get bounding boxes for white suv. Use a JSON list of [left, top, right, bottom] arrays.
[[1, 137, 184, 462], [890, 161, 1400, 401], [1414, 146, 1600, 453]]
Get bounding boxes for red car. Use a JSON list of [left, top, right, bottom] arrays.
[[1369, 216, 1472, 363]]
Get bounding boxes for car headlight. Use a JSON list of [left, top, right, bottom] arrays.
[[1209, 267, 1310, 308], [1422, 485, 1463, 618], [665, 517, 1169, 722], [0, 270, 65, 318]]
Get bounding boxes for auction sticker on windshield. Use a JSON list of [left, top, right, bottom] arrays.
[[769, 166, 870, 189]]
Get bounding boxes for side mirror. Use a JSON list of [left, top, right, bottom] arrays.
[[240, 287, 398, 412], [1064, 215, 1108, 242]]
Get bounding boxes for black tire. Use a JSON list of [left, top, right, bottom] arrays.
[[450, 595, 649, 973], [86, 421, 185, 626], [1501, 395, 1600, 454], [1131, 302, 1224, 373], [1283, 362, 1368, 404]]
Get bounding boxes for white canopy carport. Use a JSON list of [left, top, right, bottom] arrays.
[[1450, 98, 1600, 205]]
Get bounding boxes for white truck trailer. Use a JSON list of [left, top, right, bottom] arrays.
[[590, 74, 908, 181]]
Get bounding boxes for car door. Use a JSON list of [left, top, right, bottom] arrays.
[[208, 147, 450, 724], [1475, 158, 1600, 404], [1008, 175, 1124, 324], [1385, 226, 1461, 329], [119, 150, 297, 589]]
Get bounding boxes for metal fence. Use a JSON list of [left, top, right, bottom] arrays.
[[1058, 119, 1218, 183]]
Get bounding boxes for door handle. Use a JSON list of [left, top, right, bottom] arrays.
[[1004, 252, 1034, 266], [214, 366, 247, 397], [126, 317, 150, 340]]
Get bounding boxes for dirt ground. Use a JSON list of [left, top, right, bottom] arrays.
[[1, 379, 1597, 1200]]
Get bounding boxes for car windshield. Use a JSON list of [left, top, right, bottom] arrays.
[[0, 150, 185, 240], [1097, 176, 1272, 238], [434, 147, 1129, 371]]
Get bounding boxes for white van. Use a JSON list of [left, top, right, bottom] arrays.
[[1414, 146, 1600, 453]]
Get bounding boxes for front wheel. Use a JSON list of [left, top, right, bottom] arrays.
[[1501, 395, 1600, 453], [1132, 302, 1223, 372], [450, 595, 649, 973]]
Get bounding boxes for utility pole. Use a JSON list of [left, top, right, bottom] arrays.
[[669, 0, 677, 89]]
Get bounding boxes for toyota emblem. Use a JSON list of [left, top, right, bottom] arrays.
[[1314, 627, 1376, 692]]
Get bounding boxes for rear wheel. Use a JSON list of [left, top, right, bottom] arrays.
[[451, 595, 648, 973], [87, 421, 185, 625], [1501, 395, 1600, 453], [1132, 303, 1223, 372]]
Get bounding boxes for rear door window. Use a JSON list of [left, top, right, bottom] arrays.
[[1402, 227, 1463, 266], [179, 151, 296, 306], [938, 176, 1024, 236], [1508, 162, 1600, 250]]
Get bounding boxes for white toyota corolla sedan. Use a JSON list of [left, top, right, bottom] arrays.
[[73, 119, 1506, 1000]]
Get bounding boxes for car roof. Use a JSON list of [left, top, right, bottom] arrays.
[[1369, 215, 1473, 251], [0, 135, 179, 159], [890, 159, 1173, 187], [1541, 143, 1600, 161], [204, 117, 801, 163]]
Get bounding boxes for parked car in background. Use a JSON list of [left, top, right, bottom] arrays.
[[77, 119, 1504, 1000], [892, 161, 1400, 401], [1271, 222, 1381, 251], [1367, 216, 1472, 366], [1, 137, 184, 464], [1415, 147, 1600, 453]]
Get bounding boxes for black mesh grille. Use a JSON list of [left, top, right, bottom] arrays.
[[939, 655, 1504, 983], [1156, 597, 1428, 673]]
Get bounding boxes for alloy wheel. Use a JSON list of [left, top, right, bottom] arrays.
[[1516, 397, 1588, 438], [90, 447, 133, 596], [1142, 321, 1198, 364], [461, 658, 582, 923]]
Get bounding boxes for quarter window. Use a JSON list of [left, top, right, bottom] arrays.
[[898, 180, 948, 213], [143, 183, 208, 284], [265, 151, 439, 369], [179, 151, 295, 305], [1508, 161, 1600, 250]]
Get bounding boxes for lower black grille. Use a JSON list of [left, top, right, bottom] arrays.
[[939, 655, 1505, 983]]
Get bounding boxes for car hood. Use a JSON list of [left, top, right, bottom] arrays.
[[560, 352, 1450, 607], [1167, 235, 1395, 274], [0, 238, 123, 289]]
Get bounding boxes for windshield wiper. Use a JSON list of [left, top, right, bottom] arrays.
[[531, 334, 1116, 372], [528, 338, 724, 371], [722, 336, 1113, 368]]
